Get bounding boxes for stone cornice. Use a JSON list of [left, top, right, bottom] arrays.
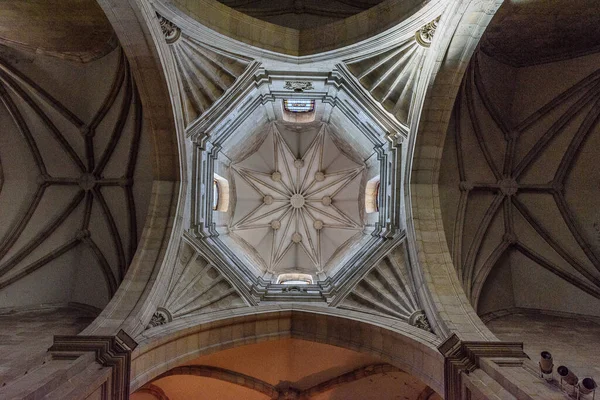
[[49, 330, 138, 400], [438, 334, 526, 399]]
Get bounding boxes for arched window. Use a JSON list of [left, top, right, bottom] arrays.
[[277, 273, 313, 285], [365, 176, 380, 213], [213, 173, 230, 212], [282, 99, 316, 123]]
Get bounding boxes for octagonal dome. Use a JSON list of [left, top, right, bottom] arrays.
[[227, 120, 368, 279]]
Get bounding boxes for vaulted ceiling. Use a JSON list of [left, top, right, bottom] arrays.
[[132, 339, 442, 400], [228, 121, 367, 277], [0, 0, 116, 63], [439, 45, 600, 317], [215, 0, 387, 30], [0, 33, 152, 310], [480, 0, 600, 67]]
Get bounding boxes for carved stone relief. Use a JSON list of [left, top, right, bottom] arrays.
[[415, 17, 440, 48]]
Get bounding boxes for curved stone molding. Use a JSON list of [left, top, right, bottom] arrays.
[[137, 384, 169, 400], [338, 244, 426, 327], [405, 0, 503, 341], [344, 35, 431, 125], [131, 307, 443, 393], [163, 0, 443, 56], [81, 0, 182, 339], [146, 242, 247, 322], [164, 32, 253, 126]]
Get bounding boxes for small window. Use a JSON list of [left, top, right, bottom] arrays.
[[213, 173, 229, 212], [283, 99, 315, 113], [365, 176, 380, 213], [277, 273, 313, 284], [282, 99, 316, 123], [212, 180, 219, 210]]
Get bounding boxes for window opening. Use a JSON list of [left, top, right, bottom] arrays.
[[277, 273, 313, 284], [212, 179, 219, 211], [283, 99, 315, 113], [213, 173, 230, 212], [365, 176, 380, 213]]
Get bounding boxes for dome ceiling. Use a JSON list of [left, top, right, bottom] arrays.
[[153, 4, 427, 308], [229, 121, 366, 277]]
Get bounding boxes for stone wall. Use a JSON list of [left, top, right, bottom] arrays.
[[486, 310, 600, 382], [0, 305, 96, 387]]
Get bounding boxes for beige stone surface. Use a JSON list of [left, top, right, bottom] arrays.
[[0, 305, 96, 388], [0, 0, 116, 63], [488, 311, 600, 381]]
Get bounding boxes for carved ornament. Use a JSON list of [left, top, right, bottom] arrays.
[[415, 17, 440, 48], [284, 81, 314, 92]]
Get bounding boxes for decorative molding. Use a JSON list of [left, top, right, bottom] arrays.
[[164, 33, 253, 126], [415, 17, 440, 48], [156, 13, 181, 44], [344, 36, 430, 125], [337, 244, 428, 328], [49, 330, 138, 400], [146, 307, 172, 329], [283, 80, 314, 92], [409, 310, 433, 332], [438, 334, 526, 400], [185, 68, 406, 304], [154, 242, 248, 321]]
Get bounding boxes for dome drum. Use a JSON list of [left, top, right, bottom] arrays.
[[187, 69, 406, 302]]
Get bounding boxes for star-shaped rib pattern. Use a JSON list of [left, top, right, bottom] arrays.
[[230, 122, 365, 274]]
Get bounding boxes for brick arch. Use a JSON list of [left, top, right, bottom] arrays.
[[131, 308, 445, 396], [405, 0, 504, 341]]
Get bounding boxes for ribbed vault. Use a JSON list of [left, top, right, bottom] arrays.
[[439, 49, 600, 316], [0, 46, 152, 309], [229, 121, 366, 276]]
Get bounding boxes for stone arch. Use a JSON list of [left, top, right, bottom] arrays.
[[131, 308, 445, 396], [160, 0, 441, 56], [82, 0, 183, 337], [405, 0, 504, 341]]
